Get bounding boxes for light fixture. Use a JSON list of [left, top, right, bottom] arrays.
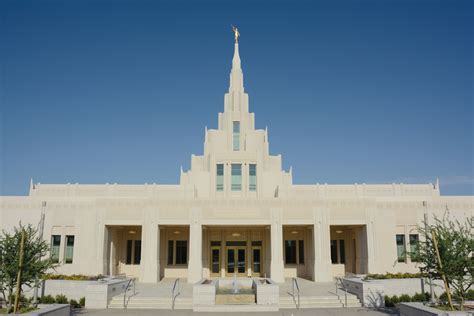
[[335, 230, 343, 234], [173, 230, 181, 235], [231, 233, 241, 237], [128, 230, 136, 234], [291, 231, 299, 234]]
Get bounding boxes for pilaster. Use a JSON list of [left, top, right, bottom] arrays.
[[141, 209, 160, 282], [313, 206, 332, 282], [188, 208, 203, 283], [270, 208, 284, 283]]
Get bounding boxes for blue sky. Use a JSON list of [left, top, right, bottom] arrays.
[[1, 0, 473, 196]]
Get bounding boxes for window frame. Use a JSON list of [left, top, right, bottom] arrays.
[[409, 234, 419, 262], [231, 163, 242, 191], [64, 235, 75, 264], [396, 234, 407, 263], [126, 239, 142, 265], [249, 163, 257, 192], [232, 121, 240, 151], [167, 240, 189, 266], [284, 240, 305, 265], [216, 163, 224, 192], [50, 235, 61, 264]]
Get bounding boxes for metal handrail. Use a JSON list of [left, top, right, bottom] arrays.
[[335, 277, 348, 308], [171, 278, 181, 310], [123, 278, 136, 309], [288, 277, 300, 309]]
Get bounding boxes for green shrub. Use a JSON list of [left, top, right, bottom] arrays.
[[19, 306, 36, 313], [399, 294, 411, 302], [466, 289, 474, 301], [412, 292, 426, 302], [55, 294, 68, 304], [390, 295, 399, 304], [40, 295, 55, 304], [79, 297, 85, 307], [364, 272, 427, 280], [69, 299, 81, 308], [439, 291, 461, 302], [44, 274, 102, 281], [384, 295, 394, 307]]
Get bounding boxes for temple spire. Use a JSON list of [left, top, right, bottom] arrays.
[[229, 25, 244, 92]]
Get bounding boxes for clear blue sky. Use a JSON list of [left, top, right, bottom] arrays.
[[1, 0, 473, 196]]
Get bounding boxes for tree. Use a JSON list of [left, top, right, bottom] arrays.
[[415, 212, 474, 310], [0, 224, 56, 312]]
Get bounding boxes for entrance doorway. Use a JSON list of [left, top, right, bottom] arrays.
[[226, 246, 246, 276]]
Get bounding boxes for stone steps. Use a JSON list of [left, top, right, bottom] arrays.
[[279, 294, 362, 309], [108, 295, 192, 310], [194, 303, 278, 312]]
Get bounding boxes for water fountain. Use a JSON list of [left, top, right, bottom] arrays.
[[232, 272, 239, 294], [215, 274, 256, 304]]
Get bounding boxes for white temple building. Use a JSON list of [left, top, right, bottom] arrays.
[[1, 37, 472, 285]]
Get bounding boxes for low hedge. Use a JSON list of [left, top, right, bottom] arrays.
[[43, 274, 103, 281], [39, 295, 85, 308], [384, 292, 430, 307], [365, 272, 428, 280]]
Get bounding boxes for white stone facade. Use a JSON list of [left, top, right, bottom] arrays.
[[0, 41, 472, 285]]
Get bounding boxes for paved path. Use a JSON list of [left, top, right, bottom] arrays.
[[280, 278, 338, 296], [77, 307, 399, 316]]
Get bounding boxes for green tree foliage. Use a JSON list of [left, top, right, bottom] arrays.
[[0, 224, 56, 311], [416, 213, 473, 310]]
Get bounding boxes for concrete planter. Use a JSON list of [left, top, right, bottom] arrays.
[[193, 278, 279, 312], [23, 304, 70, 316], [255, 278, 279, 308], [342, 277, 446, 308], [193, 279, 218, 307], [399, 302, 473, 316], [85, 279, 130, 309]]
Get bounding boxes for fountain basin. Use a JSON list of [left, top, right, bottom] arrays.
[[215, 278, 256, 305]]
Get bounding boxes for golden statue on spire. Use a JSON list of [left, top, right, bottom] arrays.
[[231, 25, 240, 43]]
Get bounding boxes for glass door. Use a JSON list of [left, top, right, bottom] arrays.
[[226, 247, 246, 276], [252, 247, 261, 276], [211, 247, 221, 276]]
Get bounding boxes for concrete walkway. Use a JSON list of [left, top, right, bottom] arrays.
[[280, 278, 339, 296], [77, 307, 399, 315]]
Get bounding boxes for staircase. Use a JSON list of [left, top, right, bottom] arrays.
[[108, 294, 193, 309], [279, 293, 361, 309], [108, 279, 193, 310]]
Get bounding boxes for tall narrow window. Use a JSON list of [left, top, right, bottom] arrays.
[[298, 240, 305, 263], [330, 240, 338, 264], [65, 235, 75, 264], [396, 234, 406, 262], [409, 234, 419, 262], [233, 121, 240, 151], [134, 240, 142, 265], [231, 164, 241, 191], [126, 240, 133, 264], [249, 164, 256, 192], [167, 240, 174, 265], [285, 240, 297, 264], [339, 240, 346, 264], [51, 235, 61, 263], [175, 240, 188, 264], [216, 164, 224, 192]]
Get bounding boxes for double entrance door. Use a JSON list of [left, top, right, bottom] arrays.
[[210, 241, 262, 277], [226, 247, 246, 275]]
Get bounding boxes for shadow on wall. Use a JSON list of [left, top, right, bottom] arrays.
[[366, 288, 385, 308]]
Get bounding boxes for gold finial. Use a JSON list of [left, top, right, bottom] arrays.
[[231, 25, 240, 43]]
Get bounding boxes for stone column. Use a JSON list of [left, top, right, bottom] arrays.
[[141, 219, 160, 283], [313, 207, 332, 282], [96, 223, 108, 276], [188, 209, 203, 283], [270, 208, 284, 283]]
